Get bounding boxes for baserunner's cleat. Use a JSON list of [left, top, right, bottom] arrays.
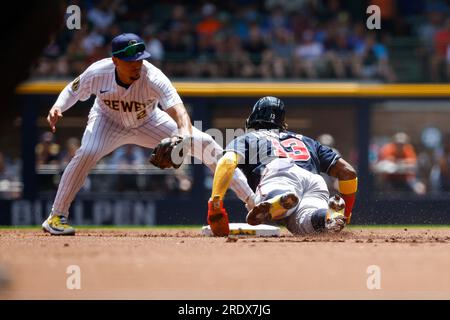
[[325, 195, 346, 233], [246, 192, 299, 225]]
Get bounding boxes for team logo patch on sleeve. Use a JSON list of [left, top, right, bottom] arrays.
[[71, 76, 80, 92]]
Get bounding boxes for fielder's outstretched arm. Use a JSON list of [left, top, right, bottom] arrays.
[[210, 151, 239, 201], [47, 66, 95, 132], [166, 103, 193, 137]]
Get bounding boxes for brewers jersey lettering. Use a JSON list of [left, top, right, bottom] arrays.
[[56, 58, 180, 128], [51, 58, 254, 216]]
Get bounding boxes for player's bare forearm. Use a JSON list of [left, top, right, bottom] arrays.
[[328, 158, 357, 223], [166, 103, 193, 137], [47, 105, 63, 133], [211, 151, 238, 200], [328, 158, 357, 180]]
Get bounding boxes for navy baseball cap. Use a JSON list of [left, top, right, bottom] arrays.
[[111, 33, 151, 61]]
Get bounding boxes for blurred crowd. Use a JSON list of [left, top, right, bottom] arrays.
[[0, 151, 21, 199], [318, 130, 450, 196], [31, 0, 450, 82], [33, 132, 192, 195], [370, 131, 450, 196], [4, 128, 450, 199], [34, 132, 450, 195]]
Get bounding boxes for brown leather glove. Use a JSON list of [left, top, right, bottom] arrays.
[[149, 135, 188, 169]]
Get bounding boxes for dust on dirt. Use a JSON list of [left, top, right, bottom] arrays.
[[1, 227, 450, 299]]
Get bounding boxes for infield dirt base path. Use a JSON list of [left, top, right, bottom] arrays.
[[1, 227, 450, 299]]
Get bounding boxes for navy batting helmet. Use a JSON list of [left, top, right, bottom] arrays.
[[245, 96, 287, 130]]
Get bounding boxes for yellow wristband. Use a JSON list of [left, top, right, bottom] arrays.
[[339, 177, 358, 195]]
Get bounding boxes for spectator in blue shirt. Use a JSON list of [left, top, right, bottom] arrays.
[[352, 34, 396, 82]]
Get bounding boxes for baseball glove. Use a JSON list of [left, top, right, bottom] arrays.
[[149, 135, 188, 169]]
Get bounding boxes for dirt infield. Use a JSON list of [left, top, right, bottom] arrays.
[[1, 227, 450, 299]]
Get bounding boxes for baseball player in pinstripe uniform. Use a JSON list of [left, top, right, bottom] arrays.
[[42, 33, 255, 235]]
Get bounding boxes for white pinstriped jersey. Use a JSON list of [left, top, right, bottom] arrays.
[[49, 58, 255, 218], [55, 58, 182, 128]]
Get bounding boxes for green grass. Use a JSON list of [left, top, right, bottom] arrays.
[[1, 224, 450, 230], [0, 225, 203, 230], [346, 224, 450, 229]]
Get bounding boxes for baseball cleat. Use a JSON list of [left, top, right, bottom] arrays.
[[42, 215, 76, 236], [207, 196, 230, 237], [325, 210, 346, 232], [325, 195, 346, 232], [246, 192, 299, 225]]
